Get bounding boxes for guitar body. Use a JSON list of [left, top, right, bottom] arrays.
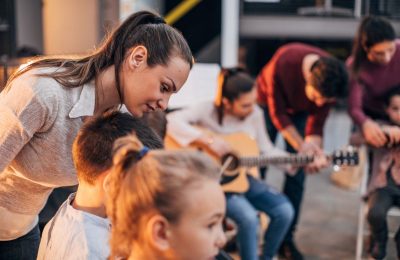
[[165, 131, 261, 193]]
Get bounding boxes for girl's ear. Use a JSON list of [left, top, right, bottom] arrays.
[[146, 215, 171, 251], [102, 173, 111, 192], [128, 45, 148, 70], [222, 97, 231, 109]]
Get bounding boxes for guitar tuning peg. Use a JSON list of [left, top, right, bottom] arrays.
[[333, 165, 341, 172]]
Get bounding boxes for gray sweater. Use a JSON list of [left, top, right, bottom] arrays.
[[0, 68, 95, 239]]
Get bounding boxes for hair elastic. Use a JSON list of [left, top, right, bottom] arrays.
[[138, 146, 149, 159]]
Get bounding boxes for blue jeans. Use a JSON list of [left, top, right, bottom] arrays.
[[226, 176, 294, 260], [0, 224, 40, 260], [262, 105, 308, 243]]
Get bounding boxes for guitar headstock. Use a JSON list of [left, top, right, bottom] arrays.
[[331, 146, 359, 166]]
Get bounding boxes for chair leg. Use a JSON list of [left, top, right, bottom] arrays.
[[356, 202, 367, 260], [356, 154, 369, 260]]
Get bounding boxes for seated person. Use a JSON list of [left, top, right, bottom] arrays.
[[166, 68, 313, 260], [37, 111, 163, 259], [352, 86, 400, 260], [106, 134, 227, 260]]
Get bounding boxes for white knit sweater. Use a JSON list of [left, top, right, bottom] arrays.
[[0, 68, 95, 240]]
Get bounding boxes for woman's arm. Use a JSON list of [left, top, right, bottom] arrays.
[[0, 78, 56, 172]]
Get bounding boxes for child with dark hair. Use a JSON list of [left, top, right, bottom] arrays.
[[37, 111, 163, 259], [365, 85, 400, 260]]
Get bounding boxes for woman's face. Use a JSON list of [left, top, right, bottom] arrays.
[[167, 180, 226, 260], [366, 40, 396, 65], [121, 48, 191, 117]]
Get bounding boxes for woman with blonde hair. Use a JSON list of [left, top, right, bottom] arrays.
[[106, 135, 226, 260]]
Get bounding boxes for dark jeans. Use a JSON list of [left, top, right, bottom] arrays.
[[367, 184, 400, 246], [261, 105, 308, 243], [0, 224, 40, 260]]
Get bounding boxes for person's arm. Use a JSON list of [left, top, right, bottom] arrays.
[[0, 78, 56, 173], [255, 108, 300, 174], [166, 102, 231, 156], [347, 74, 387, 147], [261, 64, 300, 149], [167, 102, 209, 146], [255, 107, 287, 157], [348, 77, 368, 127], [280, 125, 304, 151]]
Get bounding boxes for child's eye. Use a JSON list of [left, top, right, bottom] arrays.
[[160, 84, 169, 93], [207, 221, 218, 229]]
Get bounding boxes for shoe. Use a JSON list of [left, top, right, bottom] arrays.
[[278, 241, 304, 260], [369, 240, 386, 260]]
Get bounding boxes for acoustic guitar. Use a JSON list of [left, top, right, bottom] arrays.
[[165, 130, 359, 193]]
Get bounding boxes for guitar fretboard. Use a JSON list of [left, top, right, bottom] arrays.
[[239, 155, 315, 168]]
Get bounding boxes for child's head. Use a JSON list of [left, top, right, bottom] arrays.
[[107, 135, 226, 260], [215, 67, 256, 123], [384, 86, 400, 125], [72, 110, 163, 185]]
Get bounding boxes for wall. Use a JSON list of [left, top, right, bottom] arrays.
[[42, 0, 99, 55], [15, 0, 43, 54]]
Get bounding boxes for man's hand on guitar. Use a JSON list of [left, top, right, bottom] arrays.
[[299, 141, 327, 174]]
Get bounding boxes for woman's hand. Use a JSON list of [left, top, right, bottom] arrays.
[[197, 135, 232, 158], [362, 119, 387, 147], [208, 137, 232, 157]]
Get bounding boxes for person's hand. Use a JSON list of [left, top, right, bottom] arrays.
[[299, 141, 327, 174], [205, 137, 232, 158], [299, 141, 320, 155], [306, 153, 329, 173], [362, 119, 387, 147], [381, 125, 400, 147], [285, 164, 299, 176]]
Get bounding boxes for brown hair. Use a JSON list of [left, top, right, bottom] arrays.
[[72, 110, 163, 185], [351, 16, 395, 75], [5, 11, 193, 104], [214, 67, 253, 125], [106, 134, 220, 259]]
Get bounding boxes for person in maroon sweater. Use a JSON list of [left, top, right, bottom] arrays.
[[256, 42, 348, 260], [347, 16, 400, 260], [347, 16, 400, 148]]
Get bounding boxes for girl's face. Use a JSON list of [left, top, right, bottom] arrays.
[[386, 95, 400, 125], [366, 40, 396, 65], [121, 47, 191, 117], [224, 87, 257, 119], [167, 180, 226, 260]]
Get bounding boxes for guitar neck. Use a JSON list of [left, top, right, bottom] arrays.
[[239, 154, 315, 168]]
